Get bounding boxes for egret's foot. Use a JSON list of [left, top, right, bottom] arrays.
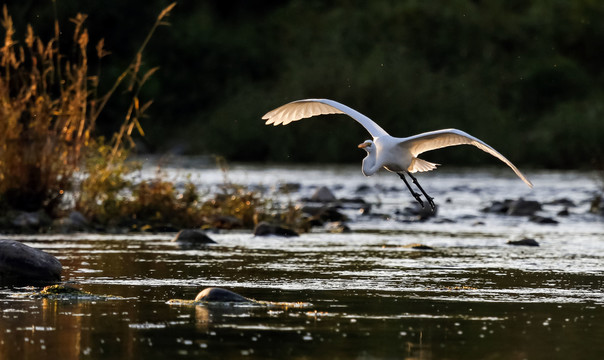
[[426, 195, 436, 211], [411, 191, 425, 208]]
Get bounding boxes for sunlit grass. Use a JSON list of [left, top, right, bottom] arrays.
[[0, 3, 304, 232]]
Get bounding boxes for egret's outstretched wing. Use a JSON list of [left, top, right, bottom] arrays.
[[402, 129, 533, 188], [262, 99, 390, 138]]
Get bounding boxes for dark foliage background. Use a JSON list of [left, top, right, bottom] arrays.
[[5, 0, 604, 168]]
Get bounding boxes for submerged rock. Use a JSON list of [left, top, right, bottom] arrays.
[[168, 287, 311, 308], [507, 238, 540, 247], [22, 284, 123, 300], [194, 287, 251, 303], [172, 229, 216, 244], [0, 239, 62, 285], [253, 222, 299, 237]]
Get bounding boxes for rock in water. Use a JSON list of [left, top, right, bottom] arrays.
[[194, 287, 251, 302], [310, 186, 337, 202], [172, 229, 216, 244], [404, 243, 434, 250], [253, 222, 299, 237], [507, 199, 542, 216], [0, 239, 62, 284], [529, 215, 559, 224], [507, 238, 540, 247]]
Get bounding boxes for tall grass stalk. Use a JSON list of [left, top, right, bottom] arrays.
[[0, 3, 175, 214]]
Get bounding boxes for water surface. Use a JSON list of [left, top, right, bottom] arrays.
[[1, 165, 603, 359]]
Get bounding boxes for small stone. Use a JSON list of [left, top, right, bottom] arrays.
[[10, 210, 51, 230], [404, 243, 434, 250], [529, 215, 559, 224], [310, 186, 337, 202], [355, 184, 372, 194], [589, 195, 602, 214], [253, 222, 299, 237], [545, 198, 576, 207], [400, 203, 437, 221], [51, 211, 90, 233], [194, 287, 251, 302], [326, 221, 351, 233], [301, 206, 347, 223], [507, 199, 542, 216], [433, 218, 455, 224], [279, 182, 301, 193], [0, 239, 62, 284], [481, 199, 513, 214], [557, 208, 570, 216], [209, 215, 243, 229], [507, 238, 540, 247], [172, 229, 216, 244]]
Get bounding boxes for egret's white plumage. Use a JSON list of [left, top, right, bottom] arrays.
[[262, 98, 533, 207]]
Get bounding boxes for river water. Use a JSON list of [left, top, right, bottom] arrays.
[[1, 163, 603, 359]]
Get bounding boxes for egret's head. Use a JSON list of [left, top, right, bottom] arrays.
[[357, 140, 374, 152]]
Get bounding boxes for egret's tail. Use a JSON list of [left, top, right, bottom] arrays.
[[408, 158, 440, 173]]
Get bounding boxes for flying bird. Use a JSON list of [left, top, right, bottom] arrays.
[[262, 99, 533, 210]]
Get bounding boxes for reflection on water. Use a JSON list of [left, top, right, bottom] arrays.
[[1, 166, 603, 359]]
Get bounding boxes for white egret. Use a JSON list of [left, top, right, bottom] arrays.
[[262, 99, 533, 210]]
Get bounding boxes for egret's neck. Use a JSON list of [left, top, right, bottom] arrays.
[[361, 152, 380, 176]]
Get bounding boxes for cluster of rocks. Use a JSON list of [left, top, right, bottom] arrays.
[[1, 210, 91, 234], [480, 196, 592, 225]]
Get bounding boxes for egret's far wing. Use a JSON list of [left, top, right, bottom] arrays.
[[402, 129, 533, 188], [262, 99, 389, 138]]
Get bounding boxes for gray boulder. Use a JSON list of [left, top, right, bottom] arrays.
[[310, 186, 337, 202], [0, 240, 62, 284]]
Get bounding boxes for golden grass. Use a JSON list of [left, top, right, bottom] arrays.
[[0, 3, 303, 232], [0, 3, 175, 214]]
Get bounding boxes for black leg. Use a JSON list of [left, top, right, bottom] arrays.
[[406, 171, 435, 211], [398, 172, 425, 208]]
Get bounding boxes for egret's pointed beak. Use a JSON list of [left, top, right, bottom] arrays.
[[358, 142, 370, 149]]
